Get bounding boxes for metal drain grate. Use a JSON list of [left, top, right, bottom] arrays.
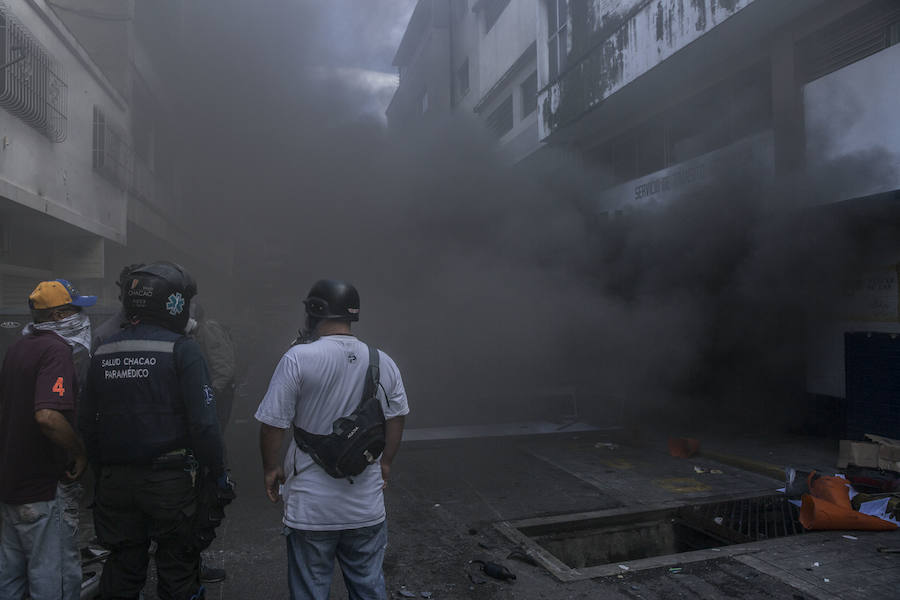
[[679, 495, 804, 544], [496, 493, 807, 581]]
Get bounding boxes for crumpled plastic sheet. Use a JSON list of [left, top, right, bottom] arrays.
[[858, 497, 900, 526]]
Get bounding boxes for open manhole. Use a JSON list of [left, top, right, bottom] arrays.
[[496, 493, 804, 581]]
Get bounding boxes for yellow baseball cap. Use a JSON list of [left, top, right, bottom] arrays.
[[28, 279, 97, 310]]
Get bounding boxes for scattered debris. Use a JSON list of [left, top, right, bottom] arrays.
[[669, 437, 700, 458], [842, 534, 858, 541], [421, 593, 433, 599], [433, 504, 440, 508], [618, 565, 630, 571], [470, 559, 516, 581], [784, 467, 812, 498], [710, 469, 723, 475], [668, 567, 682, 573], [694, 466, 707, 474], [595, 442, 619, 450], [823, 578, 830, 583], [507, 546, 538, 566], [713, 517, 724, 526], [397, 590, 416, 598], [812, 562, 820, 568], [711, 548, 721, 552]]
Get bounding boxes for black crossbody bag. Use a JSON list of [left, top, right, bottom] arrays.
[[293, 345, 385, 479]]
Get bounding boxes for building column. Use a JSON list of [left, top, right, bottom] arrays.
[[770, 30, 806, 203]]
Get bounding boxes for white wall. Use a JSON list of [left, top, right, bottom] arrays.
[[478, 0, 536, 95], [538, 0, 757, 139], [0, 0, 128, 244]]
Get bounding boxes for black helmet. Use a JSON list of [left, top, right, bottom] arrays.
[[122, 261, 197, 332], [303, 279, 360, 322]]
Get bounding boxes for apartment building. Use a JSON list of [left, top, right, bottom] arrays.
[[387, 0, 542, 164], [0, 0, 232, 310]]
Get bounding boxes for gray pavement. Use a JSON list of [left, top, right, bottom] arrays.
[[86, 420, 899, 599]]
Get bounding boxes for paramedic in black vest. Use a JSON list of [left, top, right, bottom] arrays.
[[80, 262, 231, 600]]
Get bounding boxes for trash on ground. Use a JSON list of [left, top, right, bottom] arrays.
[[784, 467, 812, 498], [854, 495, 900, 526], [710, 469, 723, 475], [397, 590, 416, 598], [713, 516, 724, 525], [844, 465, 900, 494], [595, 442, 619, 450], [470, 559, 516, 581], [799, 470, 899, 531], [694, 466, 707, 474], [842, 534, 859, 540], [860, 433, 900, 473], [433, 504, 440, 508], [421, 593, 433, 599], [812, 562, 820, 568], [618, 565, 629, 571], [823, 578, 830, 583], [669, 438, 700, 458], [837, 439, 881, 469], [668, 567, 682, 573], [507, 546, 538, 566]]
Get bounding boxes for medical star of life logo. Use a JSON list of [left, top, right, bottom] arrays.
[[166, 293, 185, 316]]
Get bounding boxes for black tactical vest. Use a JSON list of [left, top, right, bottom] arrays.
[[88, 324, 190, 464]]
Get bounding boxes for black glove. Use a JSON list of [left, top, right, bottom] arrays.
[[215, 472, 237, 505]]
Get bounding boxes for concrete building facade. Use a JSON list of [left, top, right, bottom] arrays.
[[388, 0, 542, 164], [0, 0, 232, 311], [390, 0, 900, 435]]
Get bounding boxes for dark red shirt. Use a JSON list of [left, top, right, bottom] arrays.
[[0, 330, 77, 504]]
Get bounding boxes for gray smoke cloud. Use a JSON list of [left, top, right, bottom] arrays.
[[168, 1, 898, 433]]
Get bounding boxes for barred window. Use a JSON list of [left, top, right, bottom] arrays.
[[93, 106, 132, 190], [0, 6, 67, 142]]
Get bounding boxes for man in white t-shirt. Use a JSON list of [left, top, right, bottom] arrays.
[[255, 279, 408, 600]]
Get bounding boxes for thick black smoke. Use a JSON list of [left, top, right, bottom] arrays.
[[169, 0, 898, 432]]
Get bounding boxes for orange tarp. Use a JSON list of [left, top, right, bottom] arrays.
[[800, 471, 898, 532]]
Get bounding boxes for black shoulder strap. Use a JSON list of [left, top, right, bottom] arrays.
[[293, 343, 381, 451], [359, 344, 380, 409]]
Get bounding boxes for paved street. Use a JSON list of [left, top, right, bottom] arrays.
[[112, 413, 899, 600]]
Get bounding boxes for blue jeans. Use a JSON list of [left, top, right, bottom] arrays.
[[0, 485, 81, 600], [285, 521, 387, 600]]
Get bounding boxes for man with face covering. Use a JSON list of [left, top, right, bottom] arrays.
[[0, 279, 94, 600]]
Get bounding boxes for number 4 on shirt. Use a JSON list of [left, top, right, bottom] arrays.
[[52, 377, 65, 397]]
